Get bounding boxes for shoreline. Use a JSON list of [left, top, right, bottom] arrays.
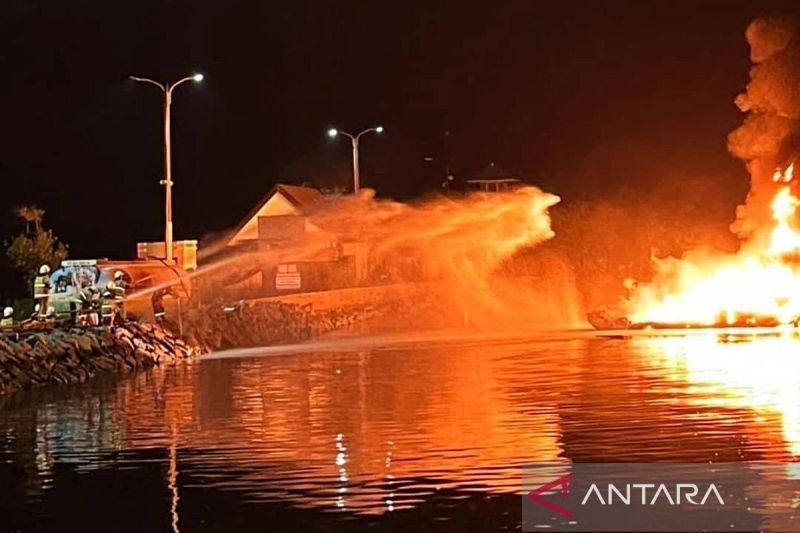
[[0, 288, 459, 396], [0, 322, 195, 396]]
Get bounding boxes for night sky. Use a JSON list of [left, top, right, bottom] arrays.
[[2, 0, 800, 260]]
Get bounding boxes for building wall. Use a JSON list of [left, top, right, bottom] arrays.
[[262, 257, 357, 295]]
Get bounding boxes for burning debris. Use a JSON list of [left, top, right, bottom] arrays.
[[613, 16, 800, 329]]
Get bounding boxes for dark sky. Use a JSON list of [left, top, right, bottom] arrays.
[[1, 0, 799, 259]]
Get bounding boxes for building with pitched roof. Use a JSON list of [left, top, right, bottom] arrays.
[[227, 184, 325, 246], [223, 184, 366, 295]]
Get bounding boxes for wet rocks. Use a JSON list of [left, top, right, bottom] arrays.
[[180, 300, 374, 351], [0, 323, 194, 396], [0, 295, 408, 396]]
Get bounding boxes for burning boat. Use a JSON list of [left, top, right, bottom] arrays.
[[593, 17, 800, 330]]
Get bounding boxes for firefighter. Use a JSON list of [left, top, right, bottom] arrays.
[[151, 288, 168, 324], [77, 286, 100, 326], [100, 282, 116, 326], [33, 264, 51, 318], [0, 307, 13, 328], [112, 271, 127, 321]]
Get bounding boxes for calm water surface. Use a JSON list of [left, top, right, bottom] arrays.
[[2, 329, 800, 531]]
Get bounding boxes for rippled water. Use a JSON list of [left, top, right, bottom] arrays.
[[2, 328, 800, 531]]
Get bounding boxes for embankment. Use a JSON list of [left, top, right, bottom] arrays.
[[0, 279, 537, 396], [182, 279, 574, 351], [0, 323, 195, 396], [0, 288, 418, 396], [181, 294, 418, 351]]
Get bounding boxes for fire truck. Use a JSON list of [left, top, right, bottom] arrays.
[[47, 241, 196, 322]]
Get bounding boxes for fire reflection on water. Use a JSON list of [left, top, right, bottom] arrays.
[[168, 422, 180, 533], [4, 332, 800, 520], [641, 331, 800, 456], [119, 339, 570, 514]]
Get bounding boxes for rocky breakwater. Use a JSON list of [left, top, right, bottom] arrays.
[[181, 300, 379, 351], [0, 323, 195, 396]]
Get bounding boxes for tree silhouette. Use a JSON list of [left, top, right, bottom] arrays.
[[5, 207, 68, 291], [14, 205, 46, 234]]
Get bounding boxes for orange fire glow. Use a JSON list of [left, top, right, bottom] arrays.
[[626, 163, 800, 326]]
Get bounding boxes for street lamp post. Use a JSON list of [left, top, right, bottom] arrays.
[[129, 73, 204, 263], [327, 126, 383, 194]]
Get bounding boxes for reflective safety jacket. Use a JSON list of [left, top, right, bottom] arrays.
[[100, 291, 115, 319], [0, 317, 12, 327], [113, 282, 126, 304], [33, 275, 50, 299]]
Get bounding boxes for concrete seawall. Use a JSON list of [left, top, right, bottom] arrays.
[[0, 323, 195, 396]]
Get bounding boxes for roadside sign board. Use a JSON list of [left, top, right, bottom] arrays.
[[275, 264, 301, 290]]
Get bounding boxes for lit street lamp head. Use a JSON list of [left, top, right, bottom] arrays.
[[375, 126, 384, 133], [193, 73, 204, 82], [327, 128, 339, 138]]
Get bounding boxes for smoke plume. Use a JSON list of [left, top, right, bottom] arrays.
[[728, 15, 800, 247]]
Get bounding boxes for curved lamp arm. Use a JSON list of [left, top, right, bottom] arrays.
[[356, 127, 382, 140], [168, 75, 201, 96], [129, 76, 166, 92], [336, 129, 355, 140]]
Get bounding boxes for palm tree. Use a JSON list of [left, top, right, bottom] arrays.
[[14, 205, 46, 233]]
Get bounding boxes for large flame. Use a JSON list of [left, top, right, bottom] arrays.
[[623, 16, 800, 327], [768, 166, 800, 254], [627, 163, 800, 326]]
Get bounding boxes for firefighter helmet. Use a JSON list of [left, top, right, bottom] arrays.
[[38, 264, 51, 275], [3, 307, 12, 318], [114, 270, 124, 281]]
